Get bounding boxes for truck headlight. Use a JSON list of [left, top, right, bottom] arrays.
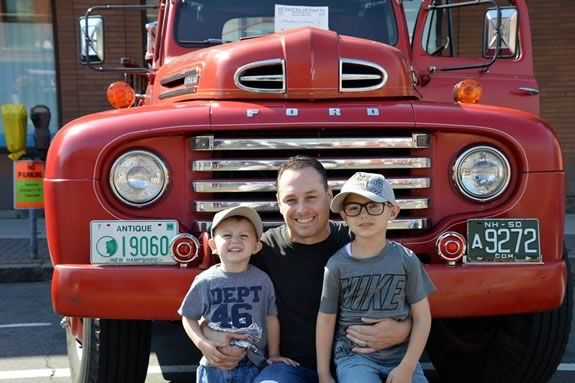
[[452, 146, 510, 201], [110, 150, 168, 206]]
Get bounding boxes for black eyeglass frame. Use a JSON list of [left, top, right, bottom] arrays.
[[342, 202, 393, 217]]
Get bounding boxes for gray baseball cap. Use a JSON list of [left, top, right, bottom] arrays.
[[211, 206, 263, 239], [331, 172, 396, 213]]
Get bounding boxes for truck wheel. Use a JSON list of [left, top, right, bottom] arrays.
[[66, 318, 152, 383], [427, 252, 572, 383]]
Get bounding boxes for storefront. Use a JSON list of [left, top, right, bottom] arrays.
[[0, 0, 59, 148]]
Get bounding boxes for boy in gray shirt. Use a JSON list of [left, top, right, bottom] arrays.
[[316, 172, 435, 383], [179, 206, 297, 383]]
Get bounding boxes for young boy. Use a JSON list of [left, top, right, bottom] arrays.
[[316, 172, 435, 383], [178, 206, 298, 383]]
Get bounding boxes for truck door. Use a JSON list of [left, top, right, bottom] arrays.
[[410, 0, 540, 115]]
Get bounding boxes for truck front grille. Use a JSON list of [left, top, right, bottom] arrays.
[[189, 133, 431, 233]]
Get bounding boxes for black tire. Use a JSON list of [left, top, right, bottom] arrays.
[[66, 318, 152, 383], [427, 250, 572, 383]]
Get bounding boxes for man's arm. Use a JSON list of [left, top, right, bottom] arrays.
[[198, 319, 247, 370], [346, 316, 412, 354], [182, 317, 229, 366]]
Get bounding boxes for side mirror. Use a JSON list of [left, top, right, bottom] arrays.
[[145, 21, 158, 62], [79, 15, 104, 64], [483, 7, 518, 58]]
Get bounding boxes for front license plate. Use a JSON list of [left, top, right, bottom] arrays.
[[90, 220, 178, 265], [466, 219, 541, 263]]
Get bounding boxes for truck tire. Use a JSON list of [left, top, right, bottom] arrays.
[[66, 318, 152, 383], [427, 251, 572, 383]]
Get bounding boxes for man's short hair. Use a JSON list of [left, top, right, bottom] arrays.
[[276, 155, 328, 190]]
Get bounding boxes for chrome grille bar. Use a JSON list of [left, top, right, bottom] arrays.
[[195, 198, 429, 212], [196, 218, 429, 232], [193, 158, 431, 171], [192, 134, 430, 151], [239, 75, 284, 82], [341, 74, 382, 81], [193, 177, 431, 193]]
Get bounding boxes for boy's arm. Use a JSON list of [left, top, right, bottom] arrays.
[[266, 315, 281, 358], [265, 315, 299, 366], [386, 297, 431, 383], [182, 317, 229, 367], [346, 316, 412, 353], [316, 312, 337, 383]]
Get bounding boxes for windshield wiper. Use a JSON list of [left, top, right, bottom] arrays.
[[179, 38, 231, 45]]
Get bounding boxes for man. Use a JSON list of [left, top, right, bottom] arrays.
[[204, 156, 411, 382]]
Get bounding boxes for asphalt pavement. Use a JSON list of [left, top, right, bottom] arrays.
[[1, 213, 575, 282]]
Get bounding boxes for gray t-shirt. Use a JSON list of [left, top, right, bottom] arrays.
[[320, 241, 435, 364], [178, 264, 278, 367]]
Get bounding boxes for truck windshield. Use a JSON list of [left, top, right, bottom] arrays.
[[175, 0, 398, 46]]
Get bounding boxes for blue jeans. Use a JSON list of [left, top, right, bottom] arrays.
[[253, 362, 318, 383], [197, 359, 260, 383], [336, 354, 427, 383]]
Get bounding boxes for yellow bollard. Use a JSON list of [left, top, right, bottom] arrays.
[[2, 103, 28, 160]]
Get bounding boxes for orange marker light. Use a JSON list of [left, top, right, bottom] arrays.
[[453, 79, 482, 104], [107, 81, 136, 109]]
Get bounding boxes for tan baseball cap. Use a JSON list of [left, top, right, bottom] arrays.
[[331, 172, 396, 213], [210, 206, 263, 239]]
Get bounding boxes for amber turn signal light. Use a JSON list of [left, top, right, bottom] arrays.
[[107, 81, 136, 109], [453, 79, 482, 104]]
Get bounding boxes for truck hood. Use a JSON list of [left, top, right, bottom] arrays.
[[155, 27, 416, 102]]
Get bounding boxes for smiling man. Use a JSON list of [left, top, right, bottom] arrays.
[[203, 156, 412, 383]]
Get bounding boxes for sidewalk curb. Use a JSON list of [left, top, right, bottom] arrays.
[[0, 262, 53, 283]]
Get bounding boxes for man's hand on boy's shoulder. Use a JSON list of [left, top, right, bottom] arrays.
[[346, 317, 412, 353]]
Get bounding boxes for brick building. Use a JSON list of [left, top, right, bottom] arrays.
[[0, 0, 574, 209]]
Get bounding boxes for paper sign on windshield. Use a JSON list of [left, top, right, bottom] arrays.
[[274, 5, 329, 32]]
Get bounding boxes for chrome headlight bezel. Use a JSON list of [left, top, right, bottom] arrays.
[[109, 150, 169, 207], [452, 146, 511, 202]]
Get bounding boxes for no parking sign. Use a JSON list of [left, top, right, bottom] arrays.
[[14, 160, 44, 209]]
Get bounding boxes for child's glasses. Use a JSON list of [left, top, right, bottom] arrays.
[[342, 202, 392, 217]]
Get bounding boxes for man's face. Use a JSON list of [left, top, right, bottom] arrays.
[[276, 167, 332, 244]]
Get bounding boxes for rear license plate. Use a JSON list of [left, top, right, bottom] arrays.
[[90, 220, 178, 265], [466, 219, 541, 263]]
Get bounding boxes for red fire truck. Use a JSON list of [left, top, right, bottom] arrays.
[[44, 0, 571, 382]]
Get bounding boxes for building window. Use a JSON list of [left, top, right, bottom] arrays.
[[0, 0, 58, 148]]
